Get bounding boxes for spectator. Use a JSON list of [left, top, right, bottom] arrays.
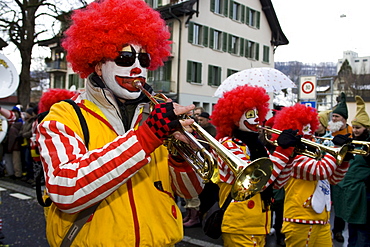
[[332, 95, 370, 246], [198, 112, 217, 138]]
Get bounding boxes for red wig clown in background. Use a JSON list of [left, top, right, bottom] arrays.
[[271, 103, 350, 247], [272, 103, 319, 141], [209, 85, 300, 246], [36, 0, 202, 246]]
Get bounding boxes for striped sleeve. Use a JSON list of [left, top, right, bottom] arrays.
[[269, 146, 295, 189], [37, 120, 160, 214], [328, 160, 349, 184], [289, 153, 339, 181], [217, 138, 248, 184]]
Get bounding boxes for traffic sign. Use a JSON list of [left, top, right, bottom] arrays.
[[299, 76, 316, 100], [301, 101, 316, 109]]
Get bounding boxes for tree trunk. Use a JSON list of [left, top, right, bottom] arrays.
[[18, 49, 32, 109]]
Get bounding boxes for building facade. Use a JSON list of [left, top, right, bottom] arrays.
[[41, 0, 288, 113], [337, 50, 370, 75]]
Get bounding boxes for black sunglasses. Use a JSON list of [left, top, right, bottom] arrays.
[[114, 50, 151, 68]]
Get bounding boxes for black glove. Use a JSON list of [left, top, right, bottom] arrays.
[[332, 134, 352, 146], [277, 129, 301, 149], [145, 102, 181, 140], [343, 152, 354, 162]]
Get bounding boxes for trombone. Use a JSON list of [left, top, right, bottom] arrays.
[[134, 80, 273, 201], [315, 136, 370, 156], [258, 125, 350, 166]]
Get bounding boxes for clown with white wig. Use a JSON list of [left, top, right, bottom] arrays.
[[36, 0, 203, 246]]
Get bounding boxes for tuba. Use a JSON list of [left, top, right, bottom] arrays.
[[135, 80, 273, 201], [0, 53, 19, 143]]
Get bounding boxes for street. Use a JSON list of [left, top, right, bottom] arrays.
[[0, 177, 348, 247]]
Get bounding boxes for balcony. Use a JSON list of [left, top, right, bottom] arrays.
[[147, 80, 171, 93], [45, 60, 67, 72]]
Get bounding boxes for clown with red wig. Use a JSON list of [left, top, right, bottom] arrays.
[[271, 103, 350, 246], [36, 0, 202, 246], [210, 85, 299, 246]]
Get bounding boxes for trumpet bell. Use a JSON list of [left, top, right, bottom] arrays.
[[231, 157, 273, 201]]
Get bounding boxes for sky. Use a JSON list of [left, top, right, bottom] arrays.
[[3, 0, 370, 73], [271, 0, 370, 64]]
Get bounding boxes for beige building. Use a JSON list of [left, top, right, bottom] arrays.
[[41, 0, 288, 113]]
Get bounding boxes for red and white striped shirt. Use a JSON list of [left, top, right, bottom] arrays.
[[216, 137, 291, 189], [274, 153, 349, 190]]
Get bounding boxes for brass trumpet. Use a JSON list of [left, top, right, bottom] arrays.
[[315, 136, 370, 156], [135, 80, 273, 201], [259, 125, 349, 166]]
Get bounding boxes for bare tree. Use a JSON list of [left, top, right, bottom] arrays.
[[0, 0, 88, 108]]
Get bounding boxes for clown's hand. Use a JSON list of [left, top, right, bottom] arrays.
[[145, 102, 194, 141], [277, 129, 302, 149], [332, 134, 352, 147]]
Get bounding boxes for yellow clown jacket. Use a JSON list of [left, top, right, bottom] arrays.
[[36, 75, 203, 247]]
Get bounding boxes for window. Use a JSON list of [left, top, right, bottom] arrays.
[[54, 74, 66, 89], [263, 45, 270, 63], [245, 40, 259, 60], [188, 22, 208, 47], [231, 2, 241, 21], [228, 35, 239, 55], [246, 7, 260, 29], [208, 65, 222, 86], [210, 29, 222, 50], [227, 68, 238, 77], [68, 74, 84, 89], [211, 0, 226, 15], [147, 61, 172, 92], [144, 0, 162, 8], [187, 61, 202, 84]]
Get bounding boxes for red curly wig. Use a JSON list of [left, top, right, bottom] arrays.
[[38, 89, 77, 114], [62, 0, 172, 78], [211, 85, 270, 139], [272, 103, 319, 139]]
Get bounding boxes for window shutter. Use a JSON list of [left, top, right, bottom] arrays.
[[187, 61, 192, 82], [203, 26, 209, 47], [208, 65, 213, 86], [217, 67, 222, 86], [256, 11, 260, 29], [223, 0, 229, 17], [241, 5, 245, 23], [165, 61, 172, 80], [229, 0, 233, 19], [246, 7, 250, 26], [240, 37, 244, 56], [197, 63, 202, 83], [158, 0, 162, 7], [255, 43, 260, 60], [210, 0, 215, 12], [188, 22, 194, 43], [209, 28, 214, 49], [245, 39, 249, 58], [228, 34, 232, 53], [222, 32, 228, 52]]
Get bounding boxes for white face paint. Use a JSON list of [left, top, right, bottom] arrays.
[[238, 108, 259, 132], [101, 44, 148, 100], [302, 123, 312, 136]]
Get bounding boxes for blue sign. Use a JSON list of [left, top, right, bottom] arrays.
[[301, 101, 316, 109]]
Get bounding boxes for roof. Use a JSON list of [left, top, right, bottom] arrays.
[[260, 0, 289, 46]]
